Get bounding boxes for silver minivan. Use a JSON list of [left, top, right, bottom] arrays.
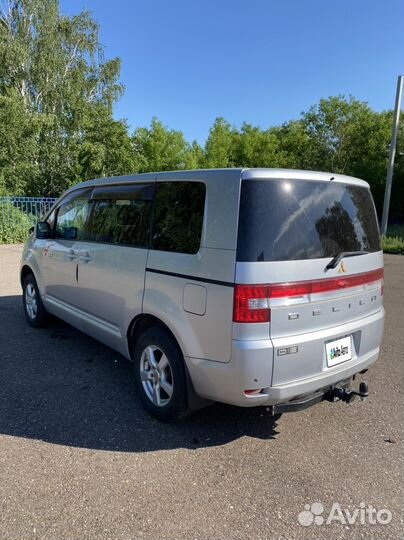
[[20, 168, 385, 421]]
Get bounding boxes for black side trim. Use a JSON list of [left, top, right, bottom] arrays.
[[145, 267, 234, 288]]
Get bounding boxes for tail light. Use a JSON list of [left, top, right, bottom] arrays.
[[233, 268, 384, 323], [233, 284, 270, 323]]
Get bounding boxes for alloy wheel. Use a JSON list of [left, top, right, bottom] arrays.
[[140, 345, 174, 407], [25, 283, 38, 320]]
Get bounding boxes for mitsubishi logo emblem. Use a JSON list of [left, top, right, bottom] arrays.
[[338, 261, 347, 273]]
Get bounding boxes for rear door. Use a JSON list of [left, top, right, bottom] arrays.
[[75, 183, 153, 351], [235, 177, 384, 386]]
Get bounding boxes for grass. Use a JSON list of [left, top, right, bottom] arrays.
[[382, 225, 404, 255]]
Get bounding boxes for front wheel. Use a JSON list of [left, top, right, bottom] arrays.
[[22, 273, 47, 328], [133, 327, 191, 422]]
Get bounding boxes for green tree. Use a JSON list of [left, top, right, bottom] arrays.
[[0, 91, 40, 194], [204, 118, 238, 168], [273, 120, 314, 169], [77, 105, 136, 181], [234, 123, 287, 168], [301, 97, 390, 172], [132, 118, 200, 173], [187, 140, 205, 170], [0, 0, 127, 195]]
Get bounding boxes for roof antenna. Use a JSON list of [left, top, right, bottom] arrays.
[[330, 176, 335, 181]]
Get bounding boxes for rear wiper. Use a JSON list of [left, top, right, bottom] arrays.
[[325, 251, 369, 271]]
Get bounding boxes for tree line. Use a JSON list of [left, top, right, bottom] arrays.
[[1, 0, 402, 222]]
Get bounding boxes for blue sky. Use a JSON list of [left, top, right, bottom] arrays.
[[60, 0, 404, 143]]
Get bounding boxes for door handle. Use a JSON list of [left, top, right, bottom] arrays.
[[79, 252, 92, 263], [68, 249, 78, 260]]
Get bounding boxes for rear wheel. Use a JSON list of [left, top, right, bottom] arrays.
[[133, 327, 191, 421], [22, 273, 47, 328]]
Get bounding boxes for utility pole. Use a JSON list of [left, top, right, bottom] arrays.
[[381, 75, 403, 236]]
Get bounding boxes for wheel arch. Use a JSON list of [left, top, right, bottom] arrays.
[[20, 264, 35, 287], [127, 313, 183, 361]]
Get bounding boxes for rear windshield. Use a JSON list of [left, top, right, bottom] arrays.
[[237, 179, 381, 262]]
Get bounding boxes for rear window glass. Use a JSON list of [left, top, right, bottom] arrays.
[[237, 179, 381, 262], [152, 181, 206, 254]]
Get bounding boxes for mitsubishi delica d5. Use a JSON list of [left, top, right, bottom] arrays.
[[20, 169, 385, 421]]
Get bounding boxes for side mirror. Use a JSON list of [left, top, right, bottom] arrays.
[[36, 221, 51, 239]]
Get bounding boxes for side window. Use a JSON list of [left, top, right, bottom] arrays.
[[55, 191, 92, 240], [90, 184, 153, 247], [152, 181, 206, 254]]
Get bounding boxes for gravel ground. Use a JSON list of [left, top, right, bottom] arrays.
[[0, 244, 403, 540]]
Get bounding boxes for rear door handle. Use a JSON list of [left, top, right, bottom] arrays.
[[79, 251, 92, 263]]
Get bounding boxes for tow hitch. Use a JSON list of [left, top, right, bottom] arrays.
[[269, 381, 369, 415], [327, 382, 369, 404]]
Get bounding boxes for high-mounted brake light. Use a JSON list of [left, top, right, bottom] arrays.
[[233, 268, 384, 323], [270, 268, 384, 299]]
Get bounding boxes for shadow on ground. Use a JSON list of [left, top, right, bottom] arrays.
[[0, 295, 279, 452]]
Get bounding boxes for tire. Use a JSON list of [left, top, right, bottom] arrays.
[[22, 273, 48, 328], [133, 327, 191, 422]]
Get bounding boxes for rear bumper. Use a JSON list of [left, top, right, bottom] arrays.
[[185, 309, 384, 408], [264, 348, 378, 404]]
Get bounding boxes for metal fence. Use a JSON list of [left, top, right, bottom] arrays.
[[0, 196, 57, 229]]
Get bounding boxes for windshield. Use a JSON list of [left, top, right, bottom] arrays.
[[237, 179, 381, 262]]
